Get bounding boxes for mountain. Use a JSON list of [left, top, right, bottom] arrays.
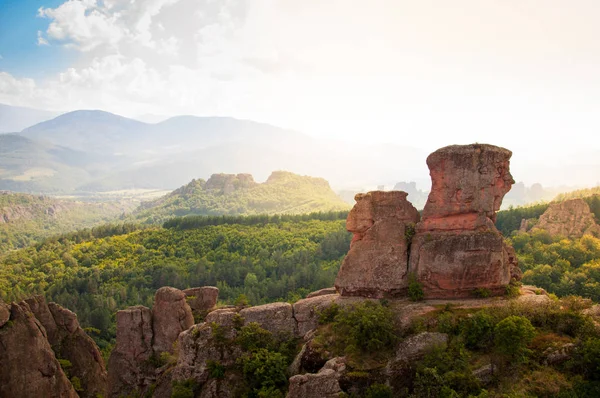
[[132, 171, 350, 223], [0, 191, 132, 251], [5, 109, 427, 193], [0, 103, 59, 133]]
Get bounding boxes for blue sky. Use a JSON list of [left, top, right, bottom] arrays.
[[0, 0, 74, 79]]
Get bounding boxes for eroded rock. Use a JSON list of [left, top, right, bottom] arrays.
[[286, 357, 346, 398], [533, 198, 600, 238], [409, 144, 520, 298], [240, 302, 296, 337], [306, 287, 337, 298], [0, 301, 78, 398], [152, 286, 194, 353], [293, 294, 338, 338], [183, 286, 219, 313], [335, 191, 420, 298]]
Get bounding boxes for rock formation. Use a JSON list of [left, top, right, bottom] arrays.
[[408, 144, 520, 298], [335, 191, 420, 298], [0, 301, 78, 398], [183, 286, 219, 316], [152, 286, 194, 354], [335, 143, 521, 299], [24, 296, 108, 398], [532, 198, 600, 238]]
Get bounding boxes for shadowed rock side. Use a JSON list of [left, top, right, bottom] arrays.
[[532, 198, 600, 238], [335, 191, 420, 298], [25, 296, 108, 398], [0, 300, 78, 398], [152, 286, 194, 354], [409, 144, 520, 298]]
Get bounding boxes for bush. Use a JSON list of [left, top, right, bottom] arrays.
[[461, 311, 495, 350], [236, 322, 275, 352], [171, 379, 198, 398], [409, 274, 424, 302], [318, 303, 340, 325], [238, 348, 288, 392], [207, 359, 225, 379], [494, 315, 536, 360], [473, 288, 491, 298], [574, 338, 600, 381], [332, 301, 397, 353], [365, 383, 393, 398]]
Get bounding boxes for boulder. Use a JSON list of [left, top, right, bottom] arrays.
[[391, 332, 448, 363], [287, 357, 346, 398], [335, 191, 420, 298], [205, 308, 240, 339], [108, 305, 154, 397], [293, 294, 338, 338], [183, 286, 219, 313], [409, 144, 519, 298], [0, 301, 78, 398], [240, 302, 297, 337], [533, 198, 600, 238], [152, 286, 194, 353]]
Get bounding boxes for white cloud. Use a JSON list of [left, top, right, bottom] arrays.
[[37, 31, 49, 46]]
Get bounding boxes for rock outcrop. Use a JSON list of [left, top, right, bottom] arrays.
[[0, 301, 78, 398], [408, 144, 520, 298], [152, 286, 195, 354], [25, 296, 108, 398], [240, 302, 296, 337], [287, 357, 346, 398], [107, 305, 154, 397], [183, 286, 219, 315], [335, 191, 420, 298], [533, 198, 600, 238]]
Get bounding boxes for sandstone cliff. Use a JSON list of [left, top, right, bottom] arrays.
[[532, 198, 600, 238]]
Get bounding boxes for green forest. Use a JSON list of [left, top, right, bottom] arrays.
[[0, 212, 351, 354]]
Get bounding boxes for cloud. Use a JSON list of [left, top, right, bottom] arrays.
[[37, 31, 49, 46]]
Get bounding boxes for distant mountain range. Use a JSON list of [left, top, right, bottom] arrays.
[[0, 104, 427, 194], [0, 104, 59, 133]]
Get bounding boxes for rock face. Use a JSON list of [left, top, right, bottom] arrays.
[[335, 191, 420, 298], [108, 305, 154, 397], [25, 296, 108, 398], [533, 198, 600, 238], [287, 357, 346, 398], [183, 286, 219, 313], [0, 301, 78, 398], [408, 144, 520, 298], [240, 302, 297, 337], [152, 286, 194, 353]]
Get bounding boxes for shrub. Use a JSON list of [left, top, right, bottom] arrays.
[[70, 376, 83, 392], [408, 274, 424, 301], [238, 348, 288, 392], [236, 322, 275, 352], [365, 383, 394, 398], [473, 288, 491, 298], [505, 280, 521, 298], [332, 301, 397, 353], [235, 294, 250, 307], [574, 337, 600, 381], [318, 303, 340, 325], [461, 311, 495, 350], [494, 315, 536, 360], [207, 360, 225, 379], [171, 379, 198, 398]]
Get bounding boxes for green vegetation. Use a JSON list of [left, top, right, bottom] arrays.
[[493, 316, 536, 360], [132, 171, 350, 224], [0, 212, 350, 352], [409, 273, 425, 301], [0, 192, 130, 252]]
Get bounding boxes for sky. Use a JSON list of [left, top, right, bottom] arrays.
[[0, 0, 599, 187]]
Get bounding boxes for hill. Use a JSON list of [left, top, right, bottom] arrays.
[[0, 191, 132, 251], [0, 103, 58, 133], [4, 109, 427, 193], [132, 171, 351, 223]]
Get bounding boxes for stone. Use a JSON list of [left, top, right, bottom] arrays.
[[205, 308, 240, 339], [472, 364, 496, 385], [240, 302, 297, 337], [543, 343, 575, 366], [107, 305, 154, 398], [335, 190, 420, 298], [0, 301, 78, 398], [171, 323, 242, 385], [419, 144, 514, 229], [293, 294, 338, 338], [286, 357, 346, 398], [152, 286, 194, 353], [392, 332, 448, 363], [306, 287, 337, 298], [183, 286, 219, 313], [26, 297, 108, 398], [533, 198, 600, 238], [408, 144, 519, 298]]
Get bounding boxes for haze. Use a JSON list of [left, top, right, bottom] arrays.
[[1, 0, 599, 188]]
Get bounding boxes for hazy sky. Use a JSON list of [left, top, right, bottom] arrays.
[[0, 0, 599, 186]]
